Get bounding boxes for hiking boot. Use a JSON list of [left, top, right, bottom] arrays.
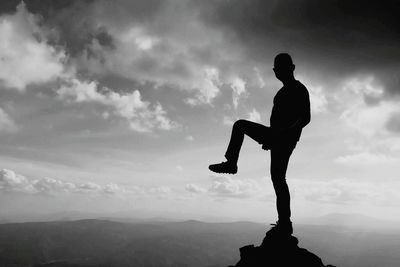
[[267, 220, 293, 235], [208, 161, 238, 174]]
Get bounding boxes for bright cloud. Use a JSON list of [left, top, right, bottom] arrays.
[[223, 116, 235, 126], [253, 67, 266, 88], [335, 152, 398, 165], [57, 78, 175, 132], [209, 175, 262, 199], [0, 168, 174, 198], [338, 76, 394, 137], [185, 176, 266, 199], [185, 67, 221, 105], [308, 85, 328, 114], [291, 178, 400, 206], [74, 2, 257, 107], [297, 75, 328, 114], [341, 101, 399, 137], [0, 3, 65, 90], [185, 183, 207, 194], [185, 135, 194, 141], [0, 168, 116, 195], [0, 169, 35, 193], [120, 27, 159, 51], [0, 108, 18, 133], [0, 3, 175, 133], [230, 77, 246, 109], [149, 186, 172, 195], [1, 0, 400, 221], [247, 108, 262, 123], [83, 15, 230, 106]]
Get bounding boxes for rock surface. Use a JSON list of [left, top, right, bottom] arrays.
[[230, 228, 336, 267]]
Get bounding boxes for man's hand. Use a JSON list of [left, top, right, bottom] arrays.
[[262, 144, 270, 151]]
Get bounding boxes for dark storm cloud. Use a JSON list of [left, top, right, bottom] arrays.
[[0, 0, 88, 14], [3, 0, 400, 99], [0, 0, 114, 57], [2, 1, 120, 60], [0, 0, 170, 68], [199, 0, 400, 62], [198, 0, 400, 96]]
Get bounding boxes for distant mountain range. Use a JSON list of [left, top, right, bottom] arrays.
[[301, 213, 400, 230], [0, 218, 399, 267]]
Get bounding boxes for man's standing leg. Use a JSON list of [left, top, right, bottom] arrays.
[[270, 142, 296, 233]]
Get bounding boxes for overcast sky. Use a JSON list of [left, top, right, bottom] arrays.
[[0, 0, 399, 222]]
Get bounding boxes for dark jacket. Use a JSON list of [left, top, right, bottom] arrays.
[[270, 80, 311, 143]]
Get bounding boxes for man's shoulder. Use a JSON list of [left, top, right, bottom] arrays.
[[295, 80, 308, 90], [294, 80, 309, 96]]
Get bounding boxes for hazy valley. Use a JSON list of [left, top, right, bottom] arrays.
[[0, 215, 399, 267]]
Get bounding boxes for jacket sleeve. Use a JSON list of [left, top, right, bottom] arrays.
[[285, 87, 311, 130], [300, 88, 311, 128]]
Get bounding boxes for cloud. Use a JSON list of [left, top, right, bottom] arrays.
[[253, 67, 265, 88], [185, 67, 221, 105], [247, 108, 261, 123], [4, 0, 400, 107], [193, 0, 400, 113], [149, 186, 172, 195], [341, 76, 384, 106], [176, 165, 184, 172], [0, 168, 179, 200], [0, 107, 18, 133], [230, 76, 246, 109], [85, 5, 229, 105], [102, 183, 127, 194], [57, 78, 176, 132], [0, 3, 65, 90], [331, 75, 400, 157], [0, 3, 176, 133], [15, 0, 262, 107], [0, 168, 95, 195], [223, 116, 235, 126], [209, 175, 262, 199], [185, 176, 267, 199], [223, 109, 261, 127], [291, 178, 400, 206], [305, 83, 328, 114], [335, 152, 398, 165], [185, 183, 207, 194], [185, 135, 194, 141], [385, 112, 400, 133], [0, 169, 35, 193], [32, 177, 76, 194], [76, 182, 102, 193], [338, 76, 400, 137]]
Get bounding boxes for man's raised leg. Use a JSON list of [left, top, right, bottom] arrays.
[[209, 119, 270, 174]]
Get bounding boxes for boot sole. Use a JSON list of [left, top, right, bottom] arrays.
[[208, 167, 237, 174]]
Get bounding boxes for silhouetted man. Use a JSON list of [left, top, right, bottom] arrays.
[[209, 53, 311, 234]]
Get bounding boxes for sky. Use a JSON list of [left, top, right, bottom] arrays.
[[0, 0, 400, 222]]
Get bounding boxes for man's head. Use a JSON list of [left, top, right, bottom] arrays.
[[273, 53, 295, 82]]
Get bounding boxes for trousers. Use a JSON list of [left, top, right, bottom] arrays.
[[224, 119, 297, 221]]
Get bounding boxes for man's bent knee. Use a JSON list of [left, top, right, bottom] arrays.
[[233, 119, 247, 130]]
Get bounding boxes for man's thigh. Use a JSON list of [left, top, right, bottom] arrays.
[[237, 119, 270, 144]]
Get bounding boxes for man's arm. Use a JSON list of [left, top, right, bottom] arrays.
[[273, 89, 311, 135], [286, 109, 310, 129]]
